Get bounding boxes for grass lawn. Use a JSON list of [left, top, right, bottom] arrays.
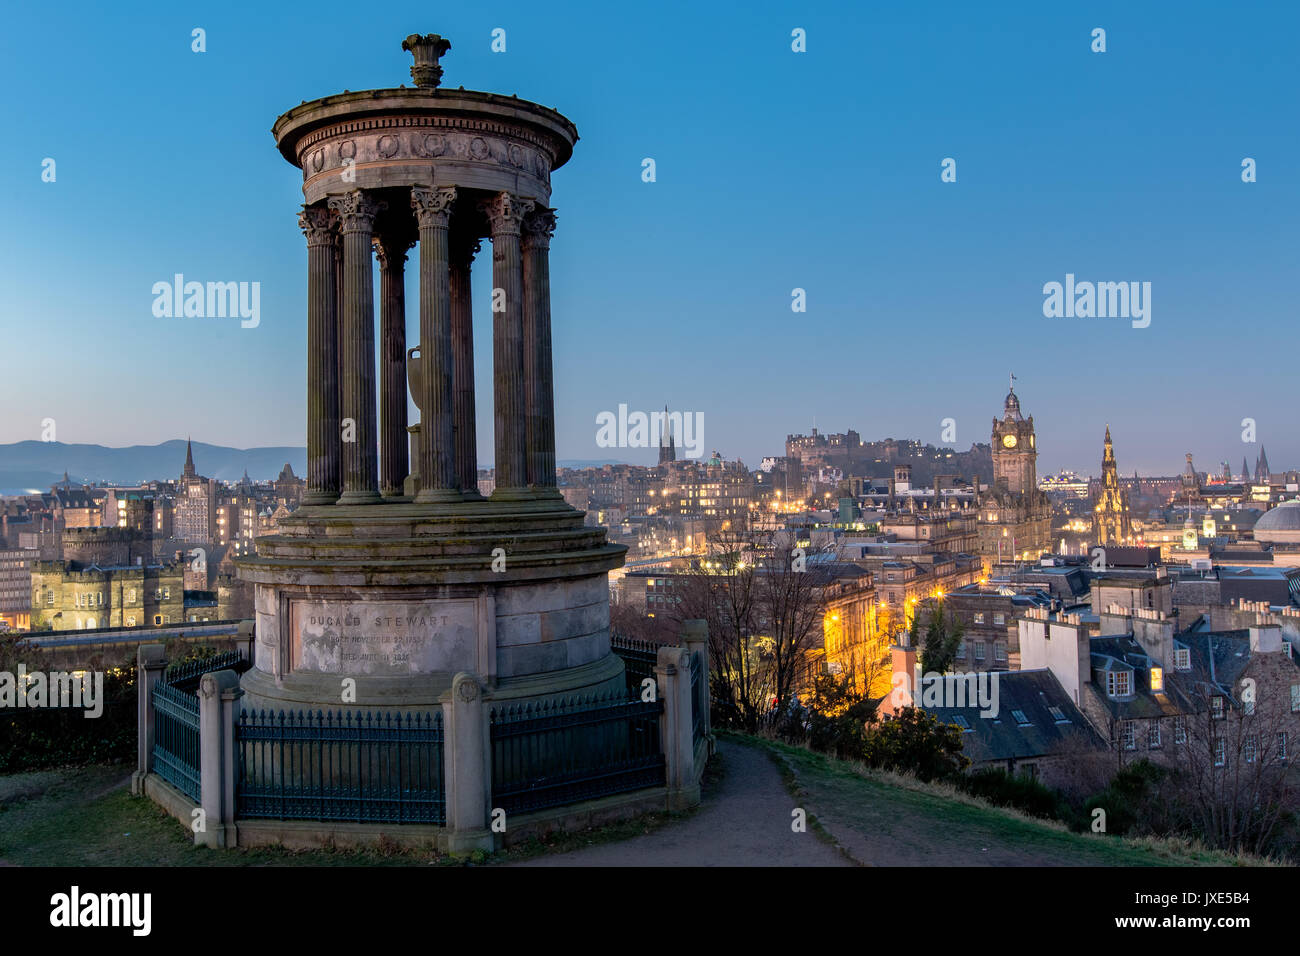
[[0, 764, 696, 867], [0, 765, 451, 866], [748, 734, 1263, 867]]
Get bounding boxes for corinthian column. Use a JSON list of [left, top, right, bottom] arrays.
[[299, 204, 340, 505], [410, 185, 460, 503], [374, 232, 415, 498], [327, 189, 384, 504], [479, 192, 534, 497], [450, 233, 482, 497], [522, 207, 559, 493]]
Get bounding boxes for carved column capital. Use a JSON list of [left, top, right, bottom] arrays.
[[327, 190, 385, 234], [373, 233, 415, 270], [450, 232, 482, 268], [478, 192, 535, 238], [522, 207, 557, 250], [298, 205, 336, 247], [411, 185, 458, 228]]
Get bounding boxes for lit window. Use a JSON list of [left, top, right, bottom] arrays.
[[973, 612, 985, 625], [1150, 667, 1164, 693]]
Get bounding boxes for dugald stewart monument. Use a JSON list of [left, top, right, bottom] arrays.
[[238, 33, 627, 716], [132, 33, 709, 853]]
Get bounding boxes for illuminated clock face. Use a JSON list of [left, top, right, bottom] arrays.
[[1002, 434, 1018, 448]]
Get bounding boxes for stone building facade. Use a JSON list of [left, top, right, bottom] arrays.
[[30, 560, 184, 631]]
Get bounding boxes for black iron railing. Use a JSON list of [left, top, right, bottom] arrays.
[[164, 651, 248, 691], [610, 633, 659, 698], [236, 709, 446, 825], [490, 692, 664, 814], [690, 649, 704, 746], [152, 681, 201, 800]]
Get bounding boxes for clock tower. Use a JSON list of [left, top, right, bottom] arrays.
[[978, 377, 1053, 567], [991, 378, 1037, 495]]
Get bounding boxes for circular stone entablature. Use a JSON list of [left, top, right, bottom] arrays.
[[273, 34, 578, 207]]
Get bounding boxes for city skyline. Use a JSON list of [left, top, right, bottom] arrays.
[[3, 0, 1295, 478]]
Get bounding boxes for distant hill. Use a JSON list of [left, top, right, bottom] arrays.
[[0, 440, 306, 491]]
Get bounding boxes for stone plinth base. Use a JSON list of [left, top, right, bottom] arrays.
[[233, 495, 627, 716]]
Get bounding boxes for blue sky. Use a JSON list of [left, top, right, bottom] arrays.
[[1, 0, 1294, 478]]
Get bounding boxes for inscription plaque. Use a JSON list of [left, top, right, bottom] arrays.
[[292, 598, 477, 676]]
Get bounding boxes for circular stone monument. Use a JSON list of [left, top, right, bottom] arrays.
[[235, 34, 627, 713]]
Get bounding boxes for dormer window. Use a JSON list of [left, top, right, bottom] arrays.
[[1106, 669, 1132, 698], [1150, 667, 1164, 693], [1174, 647, 1191, 671]]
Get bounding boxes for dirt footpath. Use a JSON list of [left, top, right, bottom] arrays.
[[509, 738, 853, 867]]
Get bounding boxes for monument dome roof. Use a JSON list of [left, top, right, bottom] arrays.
[[1255, 500, 1300, 533]]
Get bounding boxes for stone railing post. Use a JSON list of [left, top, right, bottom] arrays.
[[197, 669, 243, 849], [655, 646, 699, 811], [680, 618, 713, 757], [234, 620, 254, 664], [442, 672, 494, 854], [131, 643, 167, 796]]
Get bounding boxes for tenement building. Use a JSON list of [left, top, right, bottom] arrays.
[[175, 440, 217, 544]]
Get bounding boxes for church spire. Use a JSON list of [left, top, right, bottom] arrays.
[[183, 437, 196, 478], [658, 405, 676, 465], [1094, 426, 1131, 546], [1256, 446, 1270, 482]]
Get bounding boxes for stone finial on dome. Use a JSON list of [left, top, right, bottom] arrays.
[[402, 33, 451, 88]]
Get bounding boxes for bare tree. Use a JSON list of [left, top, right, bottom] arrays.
[[1171, 677, 1296, 857], [669, 538, 835, 731]]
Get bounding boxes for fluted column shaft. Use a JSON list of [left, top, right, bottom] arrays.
[[450, 234, 481, 496], [411, 186, 460, 503], [375, 234, 414, 498], [523, 208, 558, 491], [299, 205, 340, 505], [328, 190, 384, 504], [480, 192, 534, 496], [332, 236, 345, 495]]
